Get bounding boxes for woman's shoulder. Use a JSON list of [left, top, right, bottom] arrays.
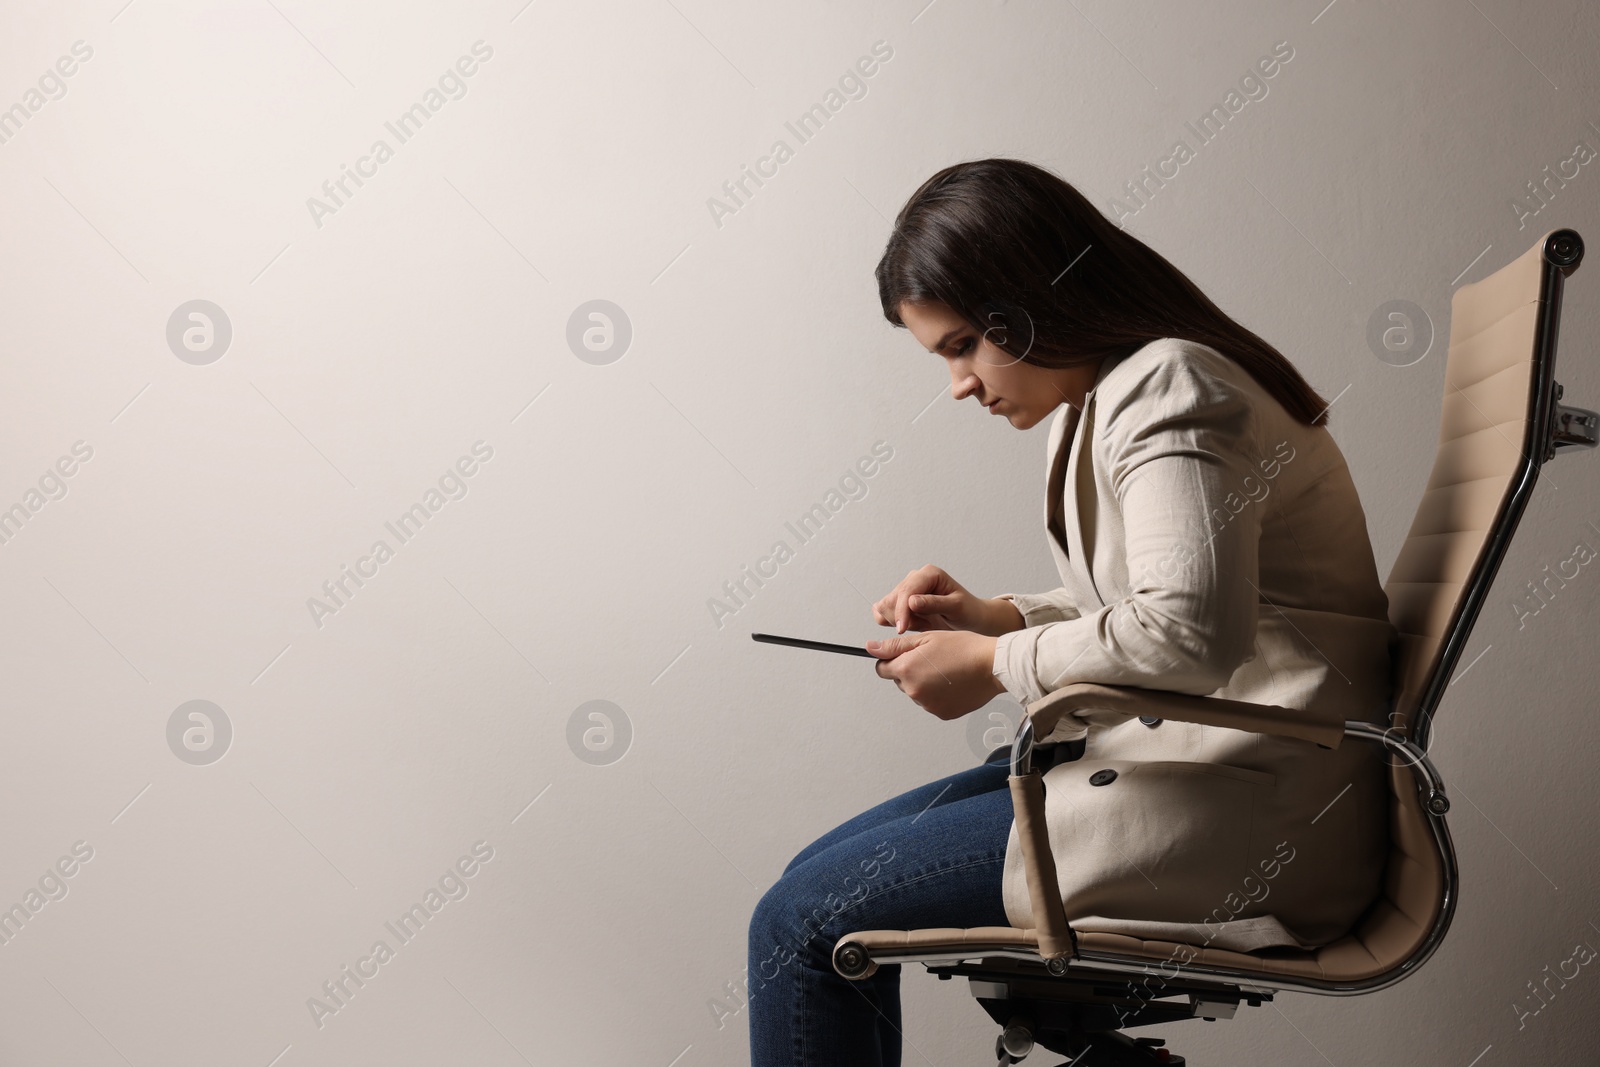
[[1094, 338, 1355, 489], [1097, 336, 1247, 393], [1092, 337, 1259, 432]]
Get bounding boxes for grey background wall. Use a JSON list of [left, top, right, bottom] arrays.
[[1, 0, 1596, 1064]]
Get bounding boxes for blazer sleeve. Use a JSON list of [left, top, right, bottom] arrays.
[[992, 350, 1264, 718], [996, 588, 1082, 626]]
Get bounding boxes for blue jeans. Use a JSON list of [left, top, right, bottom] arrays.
[[746, 744, 1074, 1066]]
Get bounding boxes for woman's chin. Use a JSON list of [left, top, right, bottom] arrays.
[[1001, 408, 1035, 429]]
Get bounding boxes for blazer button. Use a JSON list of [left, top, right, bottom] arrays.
[[1139, 715, 1163, 728], [1089, 769, 1117, 786]]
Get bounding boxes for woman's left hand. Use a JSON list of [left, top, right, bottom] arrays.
[[866, 630, 1005, 720]]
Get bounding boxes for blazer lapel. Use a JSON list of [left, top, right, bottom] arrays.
[[1063, 391, 1105, 609], [1045, 402, 1076, 553], [1044, 399, 1103, 611], [1051, 353, 1131, 612]]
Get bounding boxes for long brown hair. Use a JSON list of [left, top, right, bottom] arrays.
[[875, 158, 1332, 426]]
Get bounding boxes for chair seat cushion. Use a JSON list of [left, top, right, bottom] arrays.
[[837, 923, 1393, 984]]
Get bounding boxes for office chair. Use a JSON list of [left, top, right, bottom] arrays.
[[832, 228, 1599, 1065]]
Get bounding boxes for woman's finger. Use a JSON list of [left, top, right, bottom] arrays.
[[874, 586, 909, 626], [874, 575, 917, 627], [909, 593, 959, 617], [875, 567, 954, 631], [899, 585, 933, 632]]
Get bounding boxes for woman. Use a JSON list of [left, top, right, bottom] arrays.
[[746, 158, 1394, 1066]]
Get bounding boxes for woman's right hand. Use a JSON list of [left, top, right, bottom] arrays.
[[871, 565, 1025, 637]]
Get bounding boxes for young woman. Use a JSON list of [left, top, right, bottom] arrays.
[[746, 158, 1394, 1066]]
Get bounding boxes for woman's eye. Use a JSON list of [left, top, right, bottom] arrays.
[[954, 338, 974, 356]]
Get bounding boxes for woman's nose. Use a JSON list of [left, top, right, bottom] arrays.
[[951, 371, 980, 401]]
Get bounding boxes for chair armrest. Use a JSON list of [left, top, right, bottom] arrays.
[[1023, 682, 1348, 751]]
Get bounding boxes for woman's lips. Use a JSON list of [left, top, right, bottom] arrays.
[[988, 399, 1002, 413]]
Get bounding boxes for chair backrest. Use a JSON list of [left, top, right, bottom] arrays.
[[1353, 228, 1583, 977], [1385, 227, 1583, 736]]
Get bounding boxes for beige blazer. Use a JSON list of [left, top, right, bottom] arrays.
[[992, 337, 1396, 952]]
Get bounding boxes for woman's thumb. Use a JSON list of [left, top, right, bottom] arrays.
[[866, 632, 924, 657]]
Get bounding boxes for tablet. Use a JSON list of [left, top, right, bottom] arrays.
[[750, 632, 876, 658]]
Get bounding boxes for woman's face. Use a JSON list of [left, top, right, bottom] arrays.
[[898, 300, 1101, 429]]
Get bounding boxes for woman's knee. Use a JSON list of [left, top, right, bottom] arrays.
[[779, 843, 814, 879], [749, 877, 789, 949], [749, 870, 861, 974], [748, 876, 816, 995]]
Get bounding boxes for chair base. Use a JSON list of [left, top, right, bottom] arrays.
[[991, 1028, 1185, 1067], [928, 955, 1269, 1065]]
